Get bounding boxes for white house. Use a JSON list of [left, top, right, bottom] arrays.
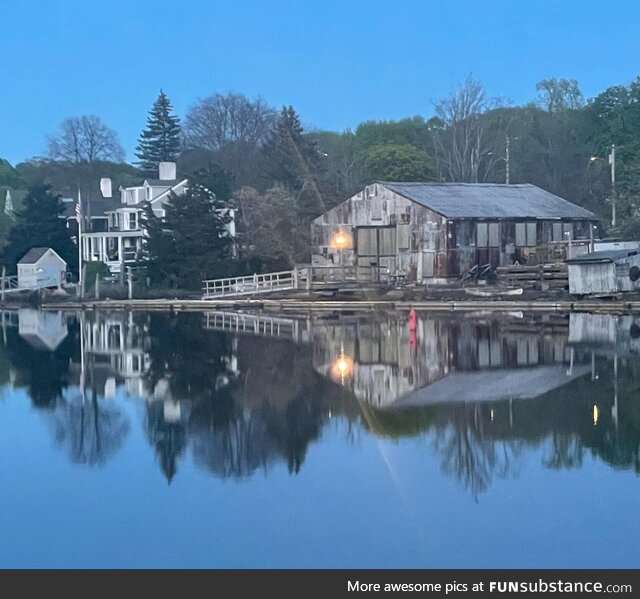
[[18, 309, 68, 351], [17, 247, 67, 289], [79, 161, 236, 274]]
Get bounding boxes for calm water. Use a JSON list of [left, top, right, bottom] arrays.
[[0, 307, 639, 568]]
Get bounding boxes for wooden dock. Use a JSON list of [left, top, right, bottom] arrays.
[[39, 297, 640, 314]]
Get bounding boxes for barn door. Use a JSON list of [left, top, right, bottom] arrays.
[[355, 227, 396, 281]]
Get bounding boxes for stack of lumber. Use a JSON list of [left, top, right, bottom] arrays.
[[495, 263, 568, 290]]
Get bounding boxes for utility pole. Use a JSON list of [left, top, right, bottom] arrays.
[[505, 134, 511, 185], [609, 144, 616, 228]]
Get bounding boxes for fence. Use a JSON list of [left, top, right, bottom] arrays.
[[202, 270, 305, 299]]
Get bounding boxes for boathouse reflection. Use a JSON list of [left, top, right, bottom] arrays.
[[1, 308, 640, 491]]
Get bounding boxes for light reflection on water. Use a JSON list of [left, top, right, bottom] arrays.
[[0, 307, 639, 568]]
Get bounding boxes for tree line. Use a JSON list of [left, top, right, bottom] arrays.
[[2, 74, 640, 285]]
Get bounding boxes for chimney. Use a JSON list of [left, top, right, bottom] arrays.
[[158, 161, 176, 181], [100, 177, 112, 198]]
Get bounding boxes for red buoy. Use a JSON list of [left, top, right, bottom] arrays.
[[408, 309, 417, 331]]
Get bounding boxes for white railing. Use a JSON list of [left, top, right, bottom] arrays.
[[3, 276, 19, 290], [203, 269, 308, 299], [204, 311, 305, 341]]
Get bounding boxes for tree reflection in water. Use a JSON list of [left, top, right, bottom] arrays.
[[2, 309, 640, 491], [49, 392, 130, 467], [432, 406, 523, 499], [142, 313, 352, 480]]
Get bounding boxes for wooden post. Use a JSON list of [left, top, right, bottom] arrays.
[[307, 265, 312, 295], [1, 266, 5, 303], [95, 274, 100, 299], [127, 267, 133, 300], [293, 266, 299, 289]]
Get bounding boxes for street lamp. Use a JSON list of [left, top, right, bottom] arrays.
[[589, 144, 616, 228]]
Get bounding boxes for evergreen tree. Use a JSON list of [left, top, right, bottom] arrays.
[[142, 169, 235, 288], [1, 185, 78, 275], [264, 106, 326, 218], [135, 90, 182, 175]]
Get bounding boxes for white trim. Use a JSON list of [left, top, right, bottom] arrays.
[[148, 179, 188, 205]]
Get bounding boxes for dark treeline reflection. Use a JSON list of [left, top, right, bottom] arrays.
[[2, 308, 640, 494], [341, 312, 640, 497], [142, 312, 351, 481]]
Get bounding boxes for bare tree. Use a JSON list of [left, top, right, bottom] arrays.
[[184, 92, 276, 150], [183, 92, 277, 186], [47, 115, 125, 164], [430, 74, 494, 182]]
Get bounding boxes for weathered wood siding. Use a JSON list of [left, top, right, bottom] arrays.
[[311, 183, 597, 283], [311, 183, 447, 282], [568, 263, 616, 295]]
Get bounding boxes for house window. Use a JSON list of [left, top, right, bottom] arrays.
[[516, 222, 537, 246], [128, 212, 137, 230], [488, 222, 500, 247], [476, 223, 488, 247], [477, 222, 499, 247], [552, 222, 563, 242], [563, 223, 574, 239], [455, 221, 473, 247]]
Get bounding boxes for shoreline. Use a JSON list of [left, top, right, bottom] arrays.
[[29, 297, 640, 314]]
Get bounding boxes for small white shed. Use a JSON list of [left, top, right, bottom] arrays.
[[17, 247, 67, 289], [566, 249, 640, 296]]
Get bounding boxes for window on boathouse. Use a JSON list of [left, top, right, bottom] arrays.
[[476, 222, 499, 247]]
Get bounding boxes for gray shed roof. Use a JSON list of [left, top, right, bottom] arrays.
[[381, 182, 595, 220], [18, 247, 63, 264], [565, 249, 639, 264], [393, 364, 591, 407]]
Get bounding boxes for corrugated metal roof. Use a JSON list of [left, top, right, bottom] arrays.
[[381, 182, 595, 219], [566, 249, 639, 264]]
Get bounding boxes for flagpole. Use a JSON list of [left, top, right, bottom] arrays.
[[77, 187, 83, 299]]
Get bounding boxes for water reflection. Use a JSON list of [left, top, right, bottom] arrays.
[[1, 308, 640, 495]]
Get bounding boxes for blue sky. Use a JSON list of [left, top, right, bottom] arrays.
[[2, 0, 640, 165]]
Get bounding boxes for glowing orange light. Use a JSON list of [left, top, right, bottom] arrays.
[[331, 231, 351, 249], [330, 352, 354, 383]]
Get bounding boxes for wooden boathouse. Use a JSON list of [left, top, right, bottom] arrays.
[[310, 182, 598, 284]]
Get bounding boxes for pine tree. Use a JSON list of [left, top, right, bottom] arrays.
[[143, 169, 235, 288], [264, 106, 326, 218], [135, 90, 182, 175], [1, 185, 78, 274]]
